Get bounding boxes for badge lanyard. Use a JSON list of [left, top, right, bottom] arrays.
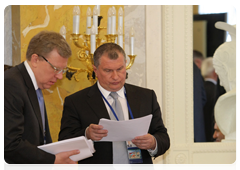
[[100, 90, 143, 164], [100, 91, 134, 121]]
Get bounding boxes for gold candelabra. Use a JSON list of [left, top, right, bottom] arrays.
[[66, 15, 137, 85]]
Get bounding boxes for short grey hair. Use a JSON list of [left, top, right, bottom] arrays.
[[26, 31, 72, 60], [201, 57, 214, 78], [93, 43, 126, 68]]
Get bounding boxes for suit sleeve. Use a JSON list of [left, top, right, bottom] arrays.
[[59, 96, 86, 141], [149, 90, 170, 157], [4, 79, 55, 164]]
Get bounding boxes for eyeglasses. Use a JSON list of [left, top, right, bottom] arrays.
[[38, 54, 68, 74]]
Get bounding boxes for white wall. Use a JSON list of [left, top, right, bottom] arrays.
[[124, 5, 146, 88]]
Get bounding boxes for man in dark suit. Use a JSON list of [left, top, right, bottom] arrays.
[[193, 50, 207, 142], [201, 57, 219, 142], [59, 43, 170, 164], [4, 31, 79, 164], [193, 62, 207, 142]]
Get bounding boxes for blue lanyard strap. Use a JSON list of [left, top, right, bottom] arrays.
[[125, 93, 134, 120], [100, 91, 134, 121]]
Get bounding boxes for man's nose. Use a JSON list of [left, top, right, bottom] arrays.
[[111, 71, 118, 79], [55, 72, 63, 79]]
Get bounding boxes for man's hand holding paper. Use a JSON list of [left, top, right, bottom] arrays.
[[132, 134, 156, 150], [86, 124, 108, 141], [97, 115, 153, 142]]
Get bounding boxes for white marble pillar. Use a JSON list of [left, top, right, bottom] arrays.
[[4, 5, 12, 66]]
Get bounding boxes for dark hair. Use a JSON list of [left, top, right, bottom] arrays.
[[26, 31, 72, 60], [93, 43, 126, 68], [193, 50, 204, 60]]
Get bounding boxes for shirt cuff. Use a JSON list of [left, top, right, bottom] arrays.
[[85, 127, 89, 139], [147, 136, 158, 156]]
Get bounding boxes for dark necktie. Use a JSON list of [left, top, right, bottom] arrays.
[[36, 88, 46, 143], [109, 92, 128, 164]]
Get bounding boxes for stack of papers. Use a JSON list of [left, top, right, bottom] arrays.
[[98, 114, 152, 141], [38, 115, 152, 162], [38, 136, 95, 162]]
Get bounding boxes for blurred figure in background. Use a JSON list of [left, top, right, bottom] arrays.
[[201, 57, 218, 142], [193, 50, 204, 69], [193, 50, 206, 142]]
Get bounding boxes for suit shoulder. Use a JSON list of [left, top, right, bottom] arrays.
[[65, 85, 93, 100], [125, 83, 153, 92], [4, 66, 24, 86], [125, 84, 156, 98]]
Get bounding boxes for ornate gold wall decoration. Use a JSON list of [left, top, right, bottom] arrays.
[[20, 5, 124, 142]]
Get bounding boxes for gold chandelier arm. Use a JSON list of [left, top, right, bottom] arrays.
[[67, 65, 88, 82], [68, 65, 86, 72], [71, 34, 90, 51], [68, 15, 136, 83], [126, 55, 137, 70], [77, 49, 89, 61], [87, 70, 97, 85]]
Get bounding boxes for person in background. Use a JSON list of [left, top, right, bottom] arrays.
[[193, 50, 207, 142], [193, 50, 204, 70], [59, 43, 170, 164], [4, 31, 79, 164], [201, 57, 218, 142]]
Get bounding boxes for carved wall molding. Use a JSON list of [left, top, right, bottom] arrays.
[[159, 5, 238, 170]]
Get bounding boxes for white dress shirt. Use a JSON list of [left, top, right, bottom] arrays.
[[205, 78, 217, 85], [24, 61, 39, 90], [97, 81, 129, 120]]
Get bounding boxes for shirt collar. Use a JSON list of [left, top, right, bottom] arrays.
[[205, 78, 217, 85], [97, 81, 125, 99], [24, 60, 39, 90]]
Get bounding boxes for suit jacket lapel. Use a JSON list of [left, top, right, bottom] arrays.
[[86, 83, 110, 120], [17, 63, 44, 132], [85, 83, 142, 121], [124, 84, 141, 119]]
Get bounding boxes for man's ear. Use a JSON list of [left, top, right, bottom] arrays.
[[213, 71, 218, 80], [92, 65, 97, 76], [30, 54, 39, 68], [93, 65, 97, 71]]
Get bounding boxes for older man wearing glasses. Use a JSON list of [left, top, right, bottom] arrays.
[[4, 31, 79, 164]]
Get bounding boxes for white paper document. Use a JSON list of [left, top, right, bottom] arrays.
[[38, 136, 95, 162], [98, 114, 153, 141]]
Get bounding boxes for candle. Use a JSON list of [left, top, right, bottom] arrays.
[[90, 25, 96, 54], [107, 8, 112, 35], [73, 6, 80, 34], [86, 7, 91, 35], [93, 6, 98, 34], [118, 26, 123, 48], [60, 25, 66, 39], [111, 6, 116, 34], [96, 5, 100, 16], [118, 7, 123, 29], [130, 27, 134, 55]]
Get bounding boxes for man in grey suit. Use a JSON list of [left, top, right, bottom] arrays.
[[59, 43, 170, 164], [4, 31, 79, 164]]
